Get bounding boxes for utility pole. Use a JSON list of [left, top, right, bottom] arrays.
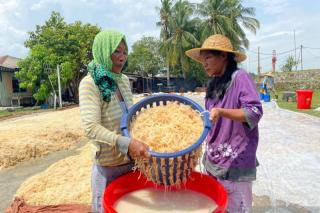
[[294, 30, 298, 71], [44, 63, 57, 109], [300, 45, 303, 71], [48, 77, 57, 110], [57, 65, 62, 108], [272, 50, 276, 74], [257, 47, 261, 79]]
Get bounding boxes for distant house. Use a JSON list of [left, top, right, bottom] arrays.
[[124, 72, 200, 94], [0, 55, 34, 106]]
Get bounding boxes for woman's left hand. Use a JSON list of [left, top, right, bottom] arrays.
[[209, 108, 221, 123], [128, 138, 150, 159]]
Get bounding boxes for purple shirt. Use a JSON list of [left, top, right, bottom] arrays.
[[205, 69, 263, 170]]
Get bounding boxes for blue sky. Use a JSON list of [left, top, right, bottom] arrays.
[[1, 0, 320, 73]]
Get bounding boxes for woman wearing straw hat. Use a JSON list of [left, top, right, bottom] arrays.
[[79, 30, 149, 213], [186, 34, 263, 212], [262, 72, 276, 98]]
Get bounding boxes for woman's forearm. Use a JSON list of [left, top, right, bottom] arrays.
[[218, 108, 246, 122]]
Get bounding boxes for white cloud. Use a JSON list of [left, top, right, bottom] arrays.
[[257, 0, 290, 15], [0, 0, 19, 24], [243, 1, 320, 72], [0, 0, 19, 12], [7, 43, 27, 54], [7, 26, 27, 38], [130, 29, 159, 42], [1, 0, 319, 71], [0, 0, 29, 57], [111, 0, 131, 4], [249, 31, 291, 43], [30, 0, 48, 10]]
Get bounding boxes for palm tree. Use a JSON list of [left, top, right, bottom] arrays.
[[161, 0, 200, 79], [156, 0, 173, 84], [196, 0, 259, 50], [156, 0, 173, 41], [231, 0, 260, 48]]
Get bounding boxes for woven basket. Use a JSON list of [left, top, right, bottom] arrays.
[[120, 94, 211, 186]]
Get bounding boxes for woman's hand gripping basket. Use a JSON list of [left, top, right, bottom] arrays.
[[120, 94, 211, 186]]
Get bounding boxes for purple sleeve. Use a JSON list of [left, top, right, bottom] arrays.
[[237, 71, 263, 129]]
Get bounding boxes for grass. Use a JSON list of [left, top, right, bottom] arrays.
[[273, 90, 320, 118]]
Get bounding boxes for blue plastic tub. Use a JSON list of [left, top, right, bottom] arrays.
[[264, 93, 271, 102], [259, 93, 265, 100]]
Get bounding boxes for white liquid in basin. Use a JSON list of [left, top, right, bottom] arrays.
[[114, 188, 217, 213]]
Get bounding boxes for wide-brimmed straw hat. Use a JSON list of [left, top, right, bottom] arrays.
[[185, 34, 247, 63], [264, 72, 274, 77]]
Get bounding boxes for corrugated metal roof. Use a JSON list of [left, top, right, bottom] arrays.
[[0, 55, 20, 70]]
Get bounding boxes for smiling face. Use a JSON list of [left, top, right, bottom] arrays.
[[200, 50, 228, 77], [111, 41, 127, 73]]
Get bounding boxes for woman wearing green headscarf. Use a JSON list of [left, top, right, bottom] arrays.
[[79, 30, 149, 213]]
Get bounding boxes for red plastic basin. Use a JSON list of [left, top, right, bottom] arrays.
[[103, 171, 228, 213]]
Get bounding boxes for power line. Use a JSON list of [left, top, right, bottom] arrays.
[[277, 48, 299, 55], [304, 49, 320, 58], [303, 46, 320, 50], [248, 45, 320, 70], [248, 47, 298, 56], [251, 55, 272, 63], [247, 50, 272, 55], [248, 46, 320, 57]]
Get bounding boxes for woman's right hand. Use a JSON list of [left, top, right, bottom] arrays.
[[209, 108, 222, 123], [128, 138, 150, 159]]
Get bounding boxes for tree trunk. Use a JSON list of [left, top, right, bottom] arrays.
[[69, 78, 80, 104], [73, 84, 79, 104], [166, 63, 170, 86], [71, 67, 86, 104], [72, 80, 80, 104]]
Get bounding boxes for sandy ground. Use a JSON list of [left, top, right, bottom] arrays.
[[0, 107, 85, 170], [15, 143, 92, 206], [0, 139, 88, 212], [254, 101, 320, 212], [0, 94, 319, 212]]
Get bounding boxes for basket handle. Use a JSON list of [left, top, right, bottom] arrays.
[[202, 111, 212, 129], [120, 113, 130, 136]]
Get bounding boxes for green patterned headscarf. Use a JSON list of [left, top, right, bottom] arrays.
[[87, 30, 128, 102]]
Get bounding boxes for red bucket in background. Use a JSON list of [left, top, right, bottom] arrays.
[[103, 171, 228, 213], [296, 90, 313, 109]]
